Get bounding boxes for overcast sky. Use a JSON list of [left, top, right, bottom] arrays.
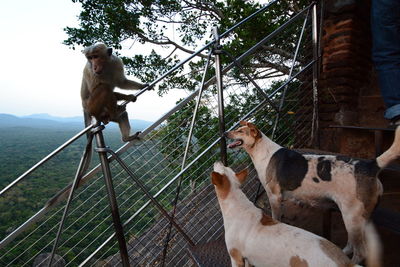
[[0, 0, 187, 121]]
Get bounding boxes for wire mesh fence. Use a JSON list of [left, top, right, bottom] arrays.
[[0, 2, 320, 266]]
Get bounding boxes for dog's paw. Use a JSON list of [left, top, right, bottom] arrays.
[[342, 243, 353, 256]]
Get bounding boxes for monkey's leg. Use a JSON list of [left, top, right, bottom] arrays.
[[115, 109, 140, 142], [103, 94, 118, 124], [82, 110, 93, 172]]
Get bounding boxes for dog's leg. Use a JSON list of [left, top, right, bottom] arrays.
[[266, 185, 282, 220], [349, 227, 365, 264], [244, 258, 253, 267], [269, 195, 282, 220], [342, 242, 353, 256], [229, 248, 245, 267], [340, 202, 367, 264]]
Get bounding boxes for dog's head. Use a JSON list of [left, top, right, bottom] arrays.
[[211, 161, 248, 200], [225, 121, 262, 150]]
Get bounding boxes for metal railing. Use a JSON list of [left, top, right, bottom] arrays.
[[0, 1, 322, 266]]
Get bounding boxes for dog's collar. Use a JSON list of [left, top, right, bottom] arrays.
[[249, 137, 261, 149]]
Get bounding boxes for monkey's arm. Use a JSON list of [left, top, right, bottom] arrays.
[[80, 73, 91, 110], [80, 71, 94, 128], [114, 92, 136, 102], [117, 79, 147, 90]]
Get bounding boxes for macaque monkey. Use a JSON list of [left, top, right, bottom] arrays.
[[81, 42, 147, 142]]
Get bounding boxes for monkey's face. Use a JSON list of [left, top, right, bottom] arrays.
[[84, 44, 112, 75], [87, 53, 107, 75]]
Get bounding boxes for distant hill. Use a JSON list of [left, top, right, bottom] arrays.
[[0, 113, 153, 131], [22, 113, 82, 122]]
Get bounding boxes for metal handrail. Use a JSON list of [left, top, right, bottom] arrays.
[[0, 0, 280, 198], [78, 60, 316, 266], [0, 0, 317, 263], [202, 3, 312, 88], [0, 0, 313, 250]]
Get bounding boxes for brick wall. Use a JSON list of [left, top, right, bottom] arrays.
[[317, 0, 388, 158]]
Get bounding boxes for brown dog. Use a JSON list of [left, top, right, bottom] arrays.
[[225, 121, 399, 263]]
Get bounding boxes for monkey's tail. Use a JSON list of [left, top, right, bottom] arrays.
[[364, 222, 382, 267], [376, 126, 400, 168]]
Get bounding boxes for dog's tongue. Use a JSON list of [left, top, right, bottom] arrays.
[[228, 140, 242, 148]]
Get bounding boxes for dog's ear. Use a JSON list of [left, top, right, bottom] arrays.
[[211, 171, 224, 186], [250, 128, 259, 138], [247, 122, 261, 138], [236, 168, 248, 184], [246, 122, 256, 129], [239, 120, 247, 126]]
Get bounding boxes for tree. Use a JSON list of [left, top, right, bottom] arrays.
[[64, 0, 309, 94]]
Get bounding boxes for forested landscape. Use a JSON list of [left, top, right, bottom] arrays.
[[0, 125, 109, 224], [0, 115, 153, 245]]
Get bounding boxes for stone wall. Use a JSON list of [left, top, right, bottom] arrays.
[[317, 0, 389, 158]]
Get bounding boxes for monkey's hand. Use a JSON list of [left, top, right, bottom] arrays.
[[126, 94, 137, 102], [142, 83, 154, 90]]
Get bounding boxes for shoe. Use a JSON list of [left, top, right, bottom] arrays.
[[388, 115, 400, 129]]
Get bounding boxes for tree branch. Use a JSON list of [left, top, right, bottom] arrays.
[[134, 31, 209, 58], [249, 61, 290, 76], [283, 0, 300, 13]]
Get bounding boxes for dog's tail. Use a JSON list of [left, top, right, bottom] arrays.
[[376, 126, 400, 168], [364, 222, 382, 267]]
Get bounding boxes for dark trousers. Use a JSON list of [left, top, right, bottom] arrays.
[[371, 0, 400, 120]]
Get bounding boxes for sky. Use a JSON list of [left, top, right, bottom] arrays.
[[0, 0, 187, 122]]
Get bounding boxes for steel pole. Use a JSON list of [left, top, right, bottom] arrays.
[[213, 27, 227, 166], [47, 133, 94, 267], [271, 8, 310, 139], [94, 125, 130, 267], [311, 2, 320, 148]]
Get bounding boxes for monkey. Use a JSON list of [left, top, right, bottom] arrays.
[[86, 84, 135, 125], [81, 42, 148, 142]]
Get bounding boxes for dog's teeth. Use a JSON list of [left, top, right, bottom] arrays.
[[228, 140, 242, 148]]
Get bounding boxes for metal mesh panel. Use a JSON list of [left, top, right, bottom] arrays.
[[0, 3, 319, 267]]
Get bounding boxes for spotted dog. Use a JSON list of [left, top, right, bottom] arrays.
[[211, 162, 381, 267], [225, 121, 399, 263]]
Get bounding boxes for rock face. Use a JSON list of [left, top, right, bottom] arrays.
[[33, 253, 65, 267], [318, 0, 388, 158]]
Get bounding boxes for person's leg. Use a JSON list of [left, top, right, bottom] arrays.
[[371, 0, 400, 121]]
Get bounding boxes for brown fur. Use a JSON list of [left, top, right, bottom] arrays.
[[289, 255, 309, 267], [236, 168, 248, 184], [260, 212, 278, 226], [355, 173, 381, 218], [211, 172, 231, 200], [229, 248, 245, 267], [81, 42, 146, 142], [240, 121, 262, 148], [86, 83, 118, 123], [319, 239, 353, 266]]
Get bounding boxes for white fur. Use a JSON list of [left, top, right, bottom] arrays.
[[225, 122, 390, 264], [212, 162, 355, 267]]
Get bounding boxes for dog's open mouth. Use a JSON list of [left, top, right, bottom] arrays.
[[228, 139, 243, 149]]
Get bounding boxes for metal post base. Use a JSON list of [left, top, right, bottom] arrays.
[[48, 120, 130, 267]]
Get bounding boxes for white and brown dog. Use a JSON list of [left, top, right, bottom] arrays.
[[225, 121, 399, 263], [211, 162, 381, 267]]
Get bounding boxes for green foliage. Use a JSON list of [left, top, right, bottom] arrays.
[[64, 0, 310, 93]]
